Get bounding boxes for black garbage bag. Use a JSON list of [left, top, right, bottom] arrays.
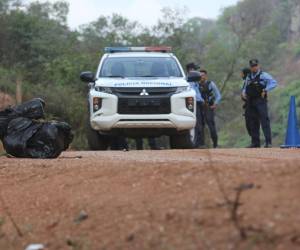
[[10, 98, 45, 120], [0, 98, 73, 158], [3, 117, 43, 157], [0, 98, 45, 140], [25, 121, 73, 158], [0, 109, 11, 140]]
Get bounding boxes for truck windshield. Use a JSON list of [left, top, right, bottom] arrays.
[[99, 57, 183, 78]]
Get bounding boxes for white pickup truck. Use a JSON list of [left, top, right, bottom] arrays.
[[80, 47, 196, 150]]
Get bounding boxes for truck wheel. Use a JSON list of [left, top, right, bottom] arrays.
[[86, 124, 110, 150], [169, 128, 196, 149]]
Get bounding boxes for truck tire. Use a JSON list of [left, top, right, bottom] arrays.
[[86, 123, 110, 151], [169, 128, 196, 149]]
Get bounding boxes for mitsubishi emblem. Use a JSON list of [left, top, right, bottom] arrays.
[[140, 89, 149, 96]]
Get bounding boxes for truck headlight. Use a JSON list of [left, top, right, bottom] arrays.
[[93, 97, 102, 112], [95, 86, 113, 94], [185, 97, 194, 112], [175, 86, 190, 93]]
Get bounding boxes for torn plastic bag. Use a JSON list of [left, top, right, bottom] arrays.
[[3, 117, 43, 157], [0, 98, 45, 140], [25, 121, 73, 158], [3, 118, 73, 158], [10, 98, 45, 120]]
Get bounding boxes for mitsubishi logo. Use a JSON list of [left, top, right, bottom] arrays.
[[140, 89, 149, 96]]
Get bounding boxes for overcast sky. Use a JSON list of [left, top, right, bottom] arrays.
[[28, 0, 240, 28]]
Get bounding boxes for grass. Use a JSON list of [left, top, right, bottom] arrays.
[[0, 142, 4, 154]]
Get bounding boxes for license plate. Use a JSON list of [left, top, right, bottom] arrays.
[[128, 99, 161, 107]]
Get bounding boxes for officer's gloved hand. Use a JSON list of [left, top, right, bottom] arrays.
[[242, 93, 247, 100]]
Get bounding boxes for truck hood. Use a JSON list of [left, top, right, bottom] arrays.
[[95, 77, 189, 88]]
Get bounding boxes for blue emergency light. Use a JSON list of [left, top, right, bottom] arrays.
[[104, 46, 172, 53]]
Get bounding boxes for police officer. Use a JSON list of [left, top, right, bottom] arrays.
[[198, 70, 222, 148], [242, 59, 277, 148], [241, 68, 258, 137], [188, 71, 205, 148]]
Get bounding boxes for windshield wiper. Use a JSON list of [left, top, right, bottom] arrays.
[[106, 75, 125, 78], [139, 75, 172, 78]]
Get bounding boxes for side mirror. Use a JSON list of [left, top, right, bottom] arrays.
[[80, 72, 95, 83], [187, 75, 201, 82], [186, 71, 202, 82]]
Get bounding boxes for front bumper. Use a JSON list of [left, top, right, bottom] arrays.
[[89, 89, 196, 131]]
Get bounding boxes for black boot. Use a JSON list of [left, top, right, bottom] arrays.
[[264, 143, 272, 148]]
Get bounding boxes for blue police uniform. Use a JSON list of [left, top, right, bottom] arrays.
[[190, 81, 222, 148], [242, 70, 277, 147], [242, 71, 277, 94]]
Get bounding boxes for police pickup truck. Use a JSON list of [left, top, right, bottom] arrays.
[[80, 47, 196, 150]]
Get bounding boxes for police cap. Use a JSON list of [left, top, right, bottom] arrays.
[[249, 59, 259, 67], [186, 62, 200, 71]]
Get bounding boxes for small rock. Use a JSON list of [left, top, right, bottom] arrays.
[[126, 214, 133, 220], [291, 235, 300, 245], [74, 210, 88, 224], [158, 225, 165, 233], [266, 221, 275, 229], [66, 238, 76, 247], [274, 213, 283, 220], [194, 217, 204, 226], [126, 233, 135, 242], [165, 209, 176, 221], [46, 220, 59, 230], [25, 244, 44, 250], [176, 182, 183, 187]]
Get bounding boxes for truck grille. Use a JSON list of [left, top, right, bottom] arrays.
[[112, 87, 177, 96], [114, 87, 174, 115], [118, 97, 171, 114]]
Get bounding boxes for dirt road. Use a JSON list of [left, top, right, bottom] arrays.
[[0, 149, 300, 250]]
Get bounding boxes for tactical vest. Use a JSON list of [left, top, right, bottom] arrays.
[[245, 72, 266, 98], [199, 81, 215, 106]]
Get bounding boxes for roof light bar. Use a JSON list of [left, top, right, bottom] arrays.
[[104, 46, 172, 53], [145, 46, 172, 52]]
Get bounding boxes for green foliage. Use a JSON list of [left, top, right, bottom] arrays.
[[292, 42, 300, 57]]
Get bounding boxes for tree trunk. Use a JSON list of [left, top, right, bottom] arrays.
[[16, 77, 22, 104]]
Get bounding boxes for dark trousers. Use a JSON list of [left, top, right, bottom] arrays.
[[195, 103, 218, 148], [135, 138, 157, 150], [246, 98, 271, 146], [244, 102, 260, 137], [110, 136, 128, 150]]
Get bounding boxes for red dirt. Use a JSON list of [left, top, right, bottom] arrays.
[[0, 149, 300, 250]]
